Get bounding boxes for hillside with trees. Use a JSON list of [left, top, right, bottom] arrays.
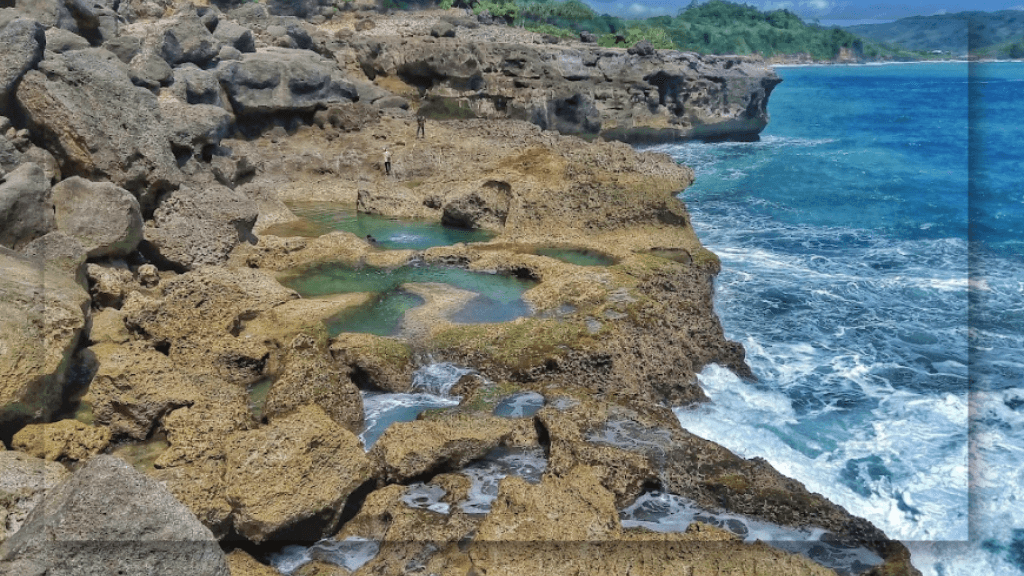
[[845, 10, 1024, 58], [435, 0, 928, 61]]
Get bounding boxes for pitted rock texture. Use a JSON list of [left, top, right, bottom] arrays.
[[223, 404, 373, 543], [216, 48, 357, 117], [349, 34, 781, 142], [0, 249, 89, 431], [11, 419, 112, 462]]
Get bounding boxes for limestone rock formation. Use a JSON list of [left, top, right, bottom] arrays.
[[121, 266, 296, 383], [216, 48, 357, 118], [0, 18, 45, 111], [11, 419, 112, 461], [349, 35, 781, 142], [263, 333, 364, 433], [223, 405, 373, 543], [0, 162, 54, 250], [329, 333, 414, 393], [87, 341, 206, 439], [144, 183, 258, 270], [18, 231, 89, 287], [370, 415, 517, 483], [15, 48, 181, 210], [0, 249, 89, 431], [51, 177, 144, 259], [0, 455, 230, 576], [0, 451, 69, 544]]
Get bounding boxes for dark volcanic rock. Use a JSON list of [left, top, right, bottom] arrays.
[[103, 35, 142, 63], [0, 18, 45, 113], [15, 49, 181, 211], [129, 50, 173, 89], [0, 455, 230, 576], [0, 163, 54, 250], [216, 48, 356, 117], [51, 177, 144, 259]]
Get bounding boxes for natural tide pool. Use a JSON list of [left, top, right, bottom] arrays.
[[263, 202, 495, 250], [534, 247, 616, 267], [280, 262, 536, 336]]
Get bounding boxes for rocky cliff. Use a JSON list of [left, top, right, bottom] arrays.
[[0, 2, 916, 576], [343, 16, 782, 142]]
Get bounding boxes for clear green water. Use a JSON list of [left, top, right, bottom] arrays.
[[266, 202, 495, 250], [535, 247, 616, 267], [282, 263, 535, 336], [247, 377, 274, 422]]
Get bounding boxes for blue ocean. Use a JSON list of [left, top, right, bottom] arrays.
[[645, 62, 1023, 575]]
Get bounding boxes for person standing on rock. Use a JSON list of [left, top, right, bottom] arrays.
[[383, 146, 392, 176], [416, 115, 426, 138]]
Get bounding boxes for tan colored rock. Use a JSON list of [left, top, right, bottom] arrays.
[[243, 294, 372, 344], [0, 249, 89, 430], [87, 341, 206, 440], [264, 334, 363, 433], [122, 266, 297, 385], [329, 332, 413, 393], [0, 451, 70, 544], [230, 231, 412, 272], [224, 405, 373, 543], [150, 459, 234, 539], [154, 384, 254, 468], [477, 466, 621, 542], [137, 263, 160, 287], [11, 419, 111, 462], [226, 550, 282, 576], [86, 262, 137, 309], [370, 415, 517, 483], [87, 307, 131, 344]]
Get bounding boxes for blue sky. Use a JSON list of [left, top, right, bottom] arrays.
[[579, 0, 1024, 25]]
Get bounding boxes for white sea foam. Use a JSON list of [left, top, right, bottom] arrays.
[[269, 536, 379, 574]]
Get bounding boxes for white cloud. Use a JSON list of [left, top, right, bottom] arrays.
[[802, 0, 832, 12], [763, 1, 795, 10], [625, 2, 670, 16]]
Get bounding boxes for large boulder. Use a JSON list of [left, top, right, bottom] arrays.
[[223, 404, 373, 543], [0, 249, 89, 431], [51, 176, 144, 259], [159, 98, 234, 158], [15, 48, 181, 211], [216, 48, 357, 117], [369, 415, 517, 483], [0, 162, 54, 250], [263, 333, 364, 433], [156, 12, 222, 68], [213, 19, 256, 53], [167, 64, 232, 108], [0, 451, 70, 544], [143, 183, 258, 270], [0, 18, 45, 111], [44, 27, 91, 54], [0, 455, 230, 576], [11, 419, 111, 462], [18, 231, 89, 286]]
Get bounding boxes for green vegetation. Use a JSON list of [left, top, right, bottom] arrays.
[[847, 10, 1024, 58], [435, 0, 924, 60]]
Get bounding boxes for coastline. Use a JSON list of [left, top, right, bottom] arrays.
[[0, 4, 921, 576]]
